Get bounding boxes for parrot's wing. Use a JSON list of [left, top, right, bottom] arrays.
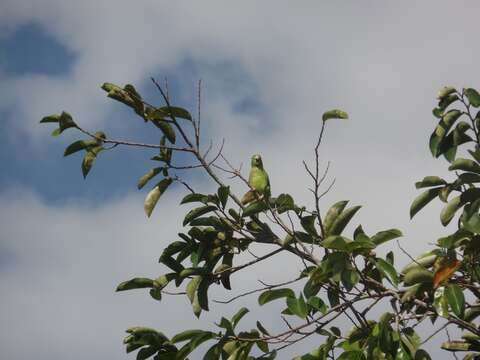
[[264, 170, 271, 197], [242, 190, 256, 205]]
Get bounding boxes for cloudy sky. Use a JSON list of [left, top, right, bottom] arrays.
[[1, 1, 479, 359]]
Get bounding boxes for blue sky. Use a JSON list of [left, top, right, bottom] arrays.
[[1, 1, 480, 359], [0, 23, 268, 203]]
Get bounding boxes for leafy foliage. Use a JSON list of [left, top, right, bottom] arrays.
[[41, 82, 480, 359]]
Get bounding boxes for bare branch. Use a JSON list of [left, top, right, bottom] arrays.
[[174, 175, 195, 193], [196, 79, 202, 149], [75, 125, 194, 153], [213, 276, 302, 304]]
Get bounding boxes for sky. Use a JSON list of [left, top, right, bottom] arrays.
[[1, 1, 480, 359]]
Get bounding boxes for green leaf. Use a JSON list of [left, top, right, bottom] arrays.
[[217, 186, 229, 209], [217, 317, 234, 336], [403, 268, 433, 286], [180, 193, 210, 204], [322, 236, 348, 251], [231, 307, 249, 329], [437, 86, 457, 100], [436, 123, 473, 158], [324, 200, 348, 235], [256, 340, 269, 353], [105, 85, 136, 108], [64, 139, 97, 156], [341, 269, 360, 291], [465, 88, 480, 107], [82, 146, 103, 178], [123, 83, 142, 99], [125, 343, 143, 354], [101, 82, 121, 93], [378, 320, 394, 354], [116, 277, 153, 291], [275, 194, 295, 214], [410, 188, 441, 218], [40, 114, 61, 123], [183, 205, 217, 226], [463, 212, 480, 233], [328, 205, 361, 236], [293, 348, 325, 360], [172, 329, 209, 343], [337, 351, 366, 360], [443, 146, 457, 163], [158, 106, 192, 120], [122, 84, 144, 115], [346, 239, 376, 252], [322, 109, 349, 122], [438, 94, 459, 111], [188, 217, 222, 228], [256, 321, 270, 336], [469, 148, 480, 163], [441, 341, 478, 352], [144, 178, 173, 217], [242, 202, 268, 217], [176, 332, 216, 360], [446, 284, 465, 317], [197, 277, 210, 311], [440, 195, 462, 226], [149, 287, 162, 301], [186, 276, 201, 303], [58, 111, 77, 132], [430, 110, 462, 157], [429, 133, 441, 157], [401, 252, 437, 274], [374, 258, 399, 287], [159, 254, 184, 273], [307, 296, 327, 314], [152, 119, 176, 144], [433, 287, 449, 318], [371, 229, 403, 246], [459, 172, 480, 184], [136, 346, 157, 360], [286, 295, 308, 319], [401, 333, 420, 359], [449, 158, 480, 174], [300, 215, 319, 237], [438, 110, 462, 136], [465, 306, 480, 322], [179, 267, 208, 279], [415, 176, 447, 189], [258, 288, 295, 305], [126, 326, 163, 336], [414, 349, 432, 360], [153, 273, 176, 289], [138, 168, 163, 190], [203, 343, 222, 360], [327, 287, 339, 307]]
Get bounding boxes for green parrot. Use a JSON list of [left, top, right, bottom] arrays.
[[242, 154, 270, 205]]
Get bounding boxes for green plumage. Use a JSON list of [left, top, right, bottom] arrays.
[[242, 154, 270, 204]]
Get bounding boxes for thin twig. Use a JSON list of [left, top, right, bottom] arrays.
[[446, 327, 459, 360], [196, 79, 202, 149], [421, 321, 450, 345], [174, 175, 195, 193], [213, 276, 302, 304], [76, 126, 194, 152]]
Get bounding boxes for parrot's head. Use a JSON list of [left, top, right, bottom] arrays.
[[251, 154, 263, 168]]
